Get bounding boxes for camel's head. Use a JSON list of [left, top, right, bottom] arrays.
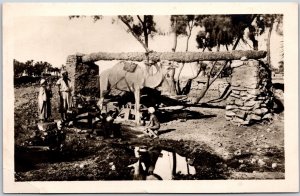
[[159, 60, 179, 77], [160, 60, 179, 69]]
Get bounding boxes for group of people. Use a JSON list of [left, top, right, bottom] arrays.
[[38, 70, 72, 123], [38, 69, 161, 138]]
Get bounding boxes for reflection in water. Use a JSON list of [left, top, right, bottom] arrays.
[[130, 147, 196, 180]]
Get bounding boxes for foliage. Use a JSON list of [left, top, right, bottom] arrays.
[[195, 15, 257, 51], [117, 15, 157, 52], [256, 14, 283, 65], [14, 59, 56, 77], [14, 59, 27, 77], [170, 15, 188, 36], [195, 14, 283, 52], [170, 15, 201, 52]]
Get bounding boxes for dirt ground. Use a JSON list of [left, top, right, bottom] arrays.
[[14, 82, 284, 181]]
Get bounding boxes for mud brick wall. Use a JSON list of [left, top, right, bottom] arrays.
[[226, 60, 273, 125], [65, 55, 100, 98]]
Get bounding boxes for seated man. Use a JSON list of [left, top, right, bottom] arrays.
[[146, 107, 160, 135]]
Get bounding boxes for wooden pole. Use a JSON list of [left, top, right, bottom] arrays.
[[81, 50, 267, 63]]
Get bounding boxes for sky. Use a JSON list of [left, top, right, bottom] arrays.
[[12, 15, 283, 72]]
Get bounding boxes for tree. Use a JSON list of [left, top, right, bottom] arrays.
[[14, 59, 53, 77], [115, 15, 157, 55], [170, 15, 202, 95], [196, 15, 259, 52], [170, 15, 188, 52], [13, 59, 26, 77], [185, 15, 199, 52], [193, 15, 259, 103], [170, 15, 188, 94], [256, 14, 283, 66], [32, 61, 52, 76], [24, 60, 34, 76], [194, 14, 283, 103]]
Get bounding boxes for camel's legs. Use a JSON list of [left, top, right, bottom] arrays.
[[134, 88, 141, 125]]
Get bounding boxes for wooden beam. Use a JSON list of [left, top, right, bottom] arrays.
[[81, 50, 267, 63]]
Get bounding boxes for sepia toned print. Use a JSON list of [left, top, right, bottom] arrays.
[[3, 3, 298, 193]]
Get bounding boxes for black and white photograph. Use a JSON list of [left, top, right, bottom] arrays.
[[3, 3, 298, 193]]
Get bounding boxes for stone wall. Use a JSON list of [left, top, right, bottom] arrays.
[[225, 59, 273, 125], [65, 55, 100, 98]]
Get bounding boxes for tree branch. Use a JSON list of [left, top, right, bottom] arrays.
[[194, 31, 244, 103], [119, 17, 150, 53], [137, 15, 144, 24], [188, 19, 194, 32]]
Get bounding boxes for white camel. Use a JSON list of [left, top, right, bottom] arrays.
[[97, 60, 176, 124]]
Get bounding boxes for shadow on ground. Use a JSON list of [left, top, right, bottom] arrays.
[[157, 109, 216, 123]]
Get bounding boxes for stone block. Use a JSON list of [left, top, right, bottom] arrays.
[[254, 109, 264, 116], [253, 101, 263, 109], [231, 84, 241, 88], [226, 105, 238, 110], [244, 82, 258, 89], [235, 99, 244, 107], [245, 93, 257, 99], [227, 99, 235, 105], [226, 111, 236, 117], [245, 100, 256, 107], [225, 116, 232, 121], [232, 117, 245, 124], [260, 103, 267, 107], [240, 106, 254, 111], [240, 91, 248, 97], [230, 93, 241, 99], [241, 120, 250, 125], [248, 89, 261, 96], [232, 90, 241, 95], [235, 111, 246, 119], [241, 96, 254, 102], [231, 86, 247, 91], [249, 114, 262, 121], [256, 96, 266, 101], [261, 107, 269, 114], [262, 113, 273, 120]]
